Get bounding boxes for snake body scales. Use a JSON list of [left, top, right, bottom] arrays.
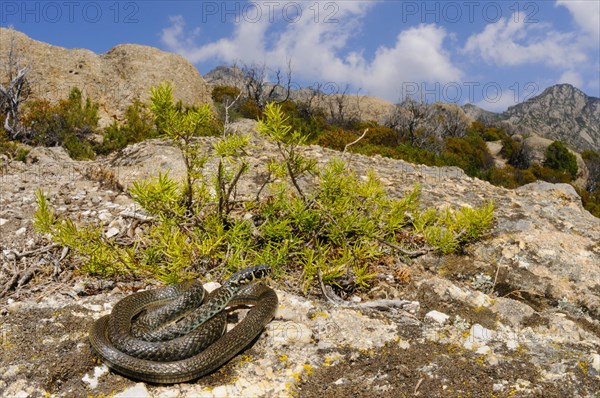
[[89, 265, 278, 383]]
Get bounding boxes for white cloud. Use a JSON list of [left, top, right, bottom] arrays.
[[557, 70, 583, 88], [159, 2, 462, 101], [556, 0, 600, 42], [463, 12, 587, 69]]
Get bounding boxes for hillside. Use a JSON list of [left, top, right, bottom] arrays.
[[503, 84, 600, 152], [0, 31, 599, 398], [0, 28, 212, 127]]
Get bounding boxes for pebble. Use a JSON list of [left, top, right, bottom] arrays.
[[425, 310, 450, 324], [98, 210, 112, 224], [105, 227, 120, 238], [0, 218, 8, 226], [464, 324, 494, 350], [156, 389, 181, 398], [114, 383, 151, 398], [211, 385, 237, 398], [15, 227, 26, 236]]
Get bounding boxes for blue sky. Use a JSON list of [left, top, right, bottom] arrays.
[[2, 1, 599, 111]]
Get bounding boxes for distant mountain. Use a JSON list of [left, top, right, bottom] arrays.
[[462, 103, 501, 124], [502, 84, 599, 152]]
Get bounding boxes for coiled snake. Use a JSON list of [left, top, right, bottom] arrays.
[[89, 265, 278, 383]]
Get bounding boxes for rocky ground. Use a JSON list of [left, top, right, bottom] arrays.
[[1, 120, 599, 397]]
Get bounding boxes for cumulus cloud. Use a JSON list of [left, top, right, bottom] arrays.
[[557, 70, 584, 88], [159, 2, 462, 101], [556, 0, 600, 42], [463, 12, 587, 69]]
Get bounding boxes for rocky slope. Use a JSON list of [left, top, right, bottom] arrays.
[[0, 120, 599, 397], [464, 85, 600, 153], [503, 84, 600, 153], [0, 28, 212, 127]]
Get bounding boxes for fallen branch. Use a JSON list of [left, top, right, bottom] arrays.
[[0, 268, 19, 298], [343, 128, 369, 154], [317, 269, 419, 318], [376, 238, 430, 258], [5, 243, 59, 260]]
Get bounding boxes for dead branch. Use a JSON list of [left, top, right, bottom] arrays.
[[317, 269, 418, 318], [376, 238, 431, 258], [343, 128, 369, 154]]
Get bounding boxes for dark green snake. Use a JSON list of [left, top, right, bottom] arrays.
[[89, 265, 278, 383]]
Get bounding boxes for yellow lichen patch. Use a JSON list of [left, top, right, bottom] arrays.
[[303, 364, 313, 375], [323, 355, 341, 367], [577, 360, 589, 375], [310, 311, 329, 320], [238, 354, 254, 365], [279, 354, 289, 362]]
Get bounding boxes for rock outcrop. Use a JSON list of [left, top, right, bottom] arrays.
[[0, 28, 212, 127], [503, 84, 600, 153]]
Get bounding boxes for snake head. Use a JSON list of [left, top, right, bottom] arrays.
[[228, 264, 271, 286]]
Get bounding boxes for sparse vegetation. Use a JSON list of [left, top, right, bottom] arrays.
[[0, 77, 595, 218], [95, 100, 156, 154], [21, 87, 99, 159], [34, 95, 495, 289]]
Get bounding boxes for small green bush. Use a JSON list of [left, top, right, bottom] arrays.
[[96, 100, 157, 155], [544, 141, 578, 179], [21, 87, 98, 159], [211, 85, 241, 104]]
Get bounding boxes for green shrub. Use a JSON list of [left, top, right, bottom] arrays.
[[531, 163, 572, 183], [211, 85, 241, 104], [34, 98, 495, 290], [21, 87, 98, 159], [441, 133, 495, 179], [96, 100, 157, 154], [544, 141, 577, 179], [314, 128, 357, 151], [239, 98, 262, 119]]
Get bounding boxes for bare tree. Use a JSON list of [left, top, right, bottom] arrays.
[[0, 33, 32, 140], [239, 60, 293, 108], [431, 103, 469, 138], [386, 98, 432, 145]]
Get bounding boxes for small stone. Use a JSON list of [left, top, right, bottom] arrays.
[[15, 227, 26, 236], [81, 365, 109, 389], [105, 227, 120, 238], [349, 296, 362, 303], [425, 310, 450, 324], [114, 383, 151, 398], [98, 211, 112, 224], [334, 377, 349, 385], [156, 389, 181, 398], [203, 282, 221, 293], [493, 383, 505, 391], [211, 385, 229, 398], [0, 218, 8, 226]]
